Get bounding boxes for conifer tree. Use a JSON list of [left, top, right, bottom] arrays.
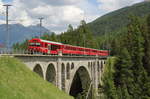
[[143, 14, 150, 75], [67, 24, 73, 32], [110, 36, 122, 56]]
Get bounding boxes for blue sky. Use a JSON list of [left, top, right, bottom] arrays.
[[88, 0, 99, 6], [0, 0, 144, 33], [2, 0, 12, 3]]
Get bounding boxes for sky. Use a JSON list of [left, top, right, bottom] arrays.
[[0, 0, 144, 34]]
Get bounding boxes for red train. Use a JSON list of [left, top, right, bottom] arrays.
[[28, 38, 109, 56]]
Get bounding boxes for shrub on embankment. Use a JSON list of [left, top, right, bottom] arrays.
[[0, 56, 73, 99]]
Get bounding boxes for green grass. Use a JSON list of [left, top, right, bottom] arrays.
[[0, 56, 73, 99]]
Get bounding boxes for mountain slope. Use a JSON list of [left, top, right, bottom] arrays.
[[0, 57, 73, 99], [0, 24, 51, 47], [88, 1, 150, 35]]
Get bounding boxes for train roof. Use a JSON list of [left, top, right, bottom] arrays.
[[29, 38, 62, 45], [40, 39, 62, 45]]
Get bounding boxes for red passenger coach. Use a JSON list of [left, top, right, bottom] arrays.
[[28, 38, 109, 56]]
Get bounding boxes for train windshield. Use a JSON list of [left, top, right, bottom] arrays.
[[29, 42, 41, 46], [51, 44, 60, 50]]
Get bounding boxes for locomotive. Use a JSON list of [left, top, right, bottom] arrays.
[[28, 38, 109, 56]]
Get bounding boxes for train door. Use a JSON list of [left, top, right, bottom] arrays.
[[48, 44, 51, 54]]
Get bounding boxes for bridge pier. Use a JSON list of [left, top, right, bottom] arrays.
[[57, 52, 63, 90], [94, 56, 99, 95]]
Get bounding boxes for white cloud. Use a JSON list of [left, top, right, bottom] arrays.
[[61, 6, 84, 23], [31, 5, 54, 16], [0, 1, 6, 15]]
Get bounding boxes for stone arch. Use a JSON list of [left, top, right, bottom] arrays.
[[69, 66, 92, 99], [61, 63, 65, 91], [46, 63, 56, 85], [71, 63, 74, 70], [66, 63, 70, 79], [33, 64, 44, 78]]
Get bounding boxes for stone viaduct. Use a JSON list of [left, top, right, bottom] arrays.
[[7, 54, 107, 98]]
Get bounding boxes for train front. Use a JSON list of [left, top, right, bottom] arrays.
[[28, 38, 46, 54]]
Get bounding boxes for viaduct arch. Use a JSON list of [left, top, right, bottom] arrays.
[[46, 63, 56, 85], [33, 64, 44, 78], [69, 66, 91, 98]]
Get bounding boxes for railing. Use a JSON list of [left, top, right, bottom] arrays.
[[0, 48, 48, 55], [0, 48, 108, 58]]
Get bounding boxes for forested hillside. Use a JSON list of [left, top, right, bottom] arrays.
[[88, 1, 150, 35], [100, 14, 150, 99]]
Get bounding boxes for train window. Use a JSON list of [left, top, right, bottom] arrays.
[[48, 45, 51, 50], [66, 46, 73, 50], [29, 43, 41, 46], [92, 50, 97, 52], [71, 47, 73, 50], [81, 49, 84, 51], [29, 43, 34, 46], [51, 44, 60, 50], [73, 47, 75, 50], [36, 43, 40, 46], [69, 47, 71, 50], [45, 43, 48, 47], [33, 40, 38, 42], [65, 46, 68, 50]]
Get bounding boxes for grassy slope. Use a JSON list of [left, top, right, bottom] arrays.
[[0, 57, 73, 99]]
